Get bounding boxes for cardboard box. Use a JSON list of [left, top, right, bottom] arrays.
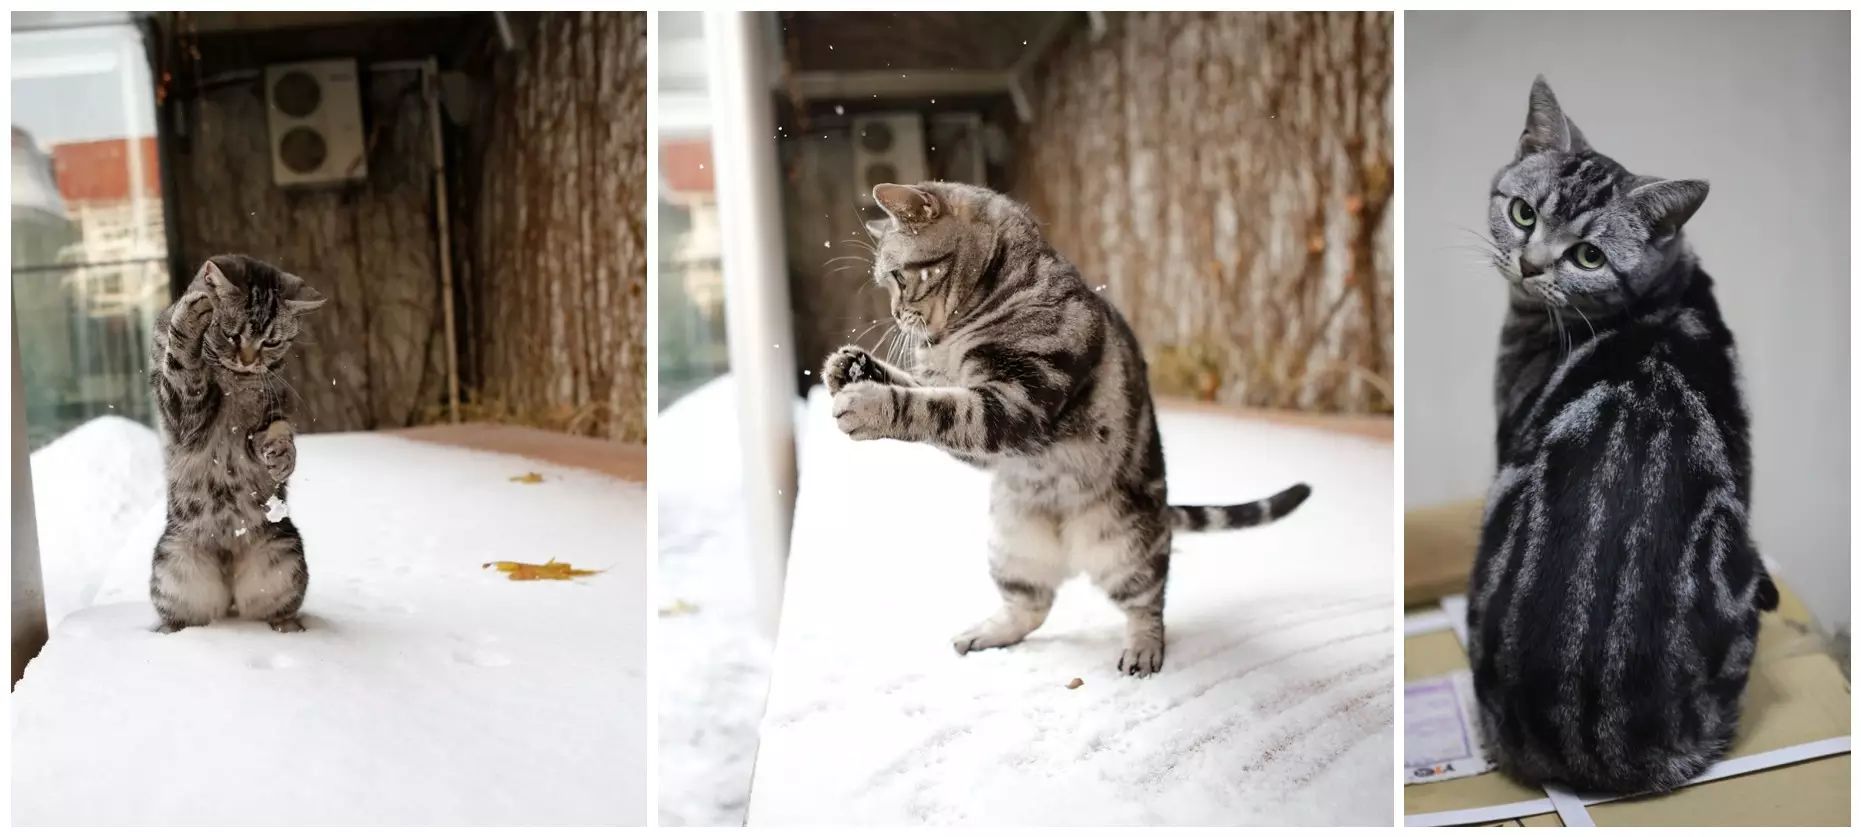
[[1405, 501, 1851, 826]]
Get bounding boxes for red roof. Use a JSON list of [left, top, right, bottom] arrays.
[[51, 137, 161, 204], [660, 139, 713, 195]]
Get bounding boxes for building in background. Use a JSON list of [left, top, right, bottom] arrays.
[[11, 16, 167, 448]]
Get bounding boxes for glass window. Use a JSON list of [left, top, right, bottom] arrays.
[[12, 15, 167, 449]]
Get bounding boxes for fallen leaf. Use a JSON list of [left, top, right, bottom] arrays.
[[1066, 677, 1084, 690], [658, 598, 702, 617], [482, 558, 600, 581], [509, 472, 545, 484]]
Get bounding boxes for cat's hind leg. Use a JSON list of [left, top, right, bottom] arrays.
[[953, 510, 1066, 656], [1078, 507, 1171, 676], [150, 528, 231, 633], [231, 521, 310, 633]]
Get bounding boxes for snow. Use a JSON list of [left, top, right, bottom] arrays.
[[25, 416, 166, 629], [263, 493, 288, 523], [13, 421, 647, 825], [654, 374, 804, 826], [748, 393, 1394, 826]]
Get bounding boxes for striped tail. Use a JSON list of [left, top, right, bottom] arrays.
[[1169, 483, 1312, 532]]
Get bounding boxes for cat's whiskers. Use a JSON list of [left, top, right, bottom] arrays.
[[1569, 303, 1599, 342]]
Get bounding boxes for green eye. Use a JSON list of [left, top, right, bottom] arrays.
[[1572, 242, 1607, 270], [1508, 198, 1537, 228]]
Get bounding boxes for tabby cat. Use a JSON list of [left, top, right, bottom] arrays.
[[1466, 78, 1777, 793], [824, 182, 1311, 676], [149, 255, 324, 633]]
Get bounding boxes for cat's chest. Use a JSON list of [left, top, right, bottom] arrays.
[[915, 341, 963, 385], [169, 383, 276, 523]]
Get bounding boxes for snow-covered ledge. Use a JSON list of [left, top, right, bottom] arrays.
[[11, 425, 647, 825], [748, 392, 1394, 825]]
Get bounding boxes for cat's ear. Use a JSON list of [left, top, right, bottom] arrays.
[[872, 183, 939, 224], [1629, 178, 1709, 239], [1517, 76, 1591, 158], [199, 258, 243, 311], [280, 273, 327, 315], [193, 258, 228, 288]]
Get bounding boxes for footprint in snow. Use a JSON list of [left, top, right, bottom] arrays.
[[247, 652, 299, 670], [451, 647, 513, 668]]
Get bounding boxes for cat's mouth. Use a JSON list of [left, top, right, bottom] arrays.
[[894, 310, 930, 337], [219, 359, 267, 375], [1518, 275, 1569, 307], [1497, 263, 1572, 308]]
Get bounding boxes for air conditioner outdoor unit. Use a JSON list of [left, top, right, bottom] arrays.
[[264, 59, 367, 187], [851, 112, 927, 203]]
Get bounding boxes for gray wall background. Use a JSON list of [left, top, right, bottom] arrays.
[[1405, 11, 1851, 632]]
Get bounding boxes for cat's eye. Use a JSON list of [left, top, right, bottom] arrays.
[[261, 338, 281, 349], [887, 269, 903, 286], [1508, 198, 1536, 229], [1571, 242, 1607, 270]]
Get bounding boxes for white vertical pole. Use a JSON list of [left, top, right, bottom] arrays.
[[13, 310, 49, 686], [705, 11, 797, 638]]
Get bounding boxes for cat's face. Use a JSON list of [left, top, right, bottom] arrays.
[[196, 255, 324, 377], [865, 182, 996, 340], [1488, 77, 1708, 314]]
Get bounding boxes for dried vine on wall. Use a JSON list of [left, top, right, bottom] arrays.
[[469, 11, 648, 442], [1016, 11, 1393, 413]]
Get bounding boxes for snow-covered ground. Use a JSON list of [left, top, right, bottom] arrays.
[[12, 420, 647, 825], [749, 392, 1395, 826]]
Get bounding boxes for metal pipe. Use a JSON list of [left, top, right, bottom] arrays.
[[425, 57, 461, 424], [492, 11, 516, 52], [706, 11, 798, 638]]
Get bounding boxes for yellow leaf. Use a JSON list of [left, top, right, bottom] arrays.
[[482, 558, 601, 581], [509, 472, 545, 484], [659, 598, 702, 617]]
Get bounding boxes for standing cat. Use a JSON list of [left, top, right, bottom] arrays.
[[823, 182, 1311, 676], [1466, 78, 1777, 793], [149, 255, 324, 633]]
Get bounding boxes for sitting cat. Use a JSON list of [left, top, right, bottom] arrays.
[[824, 181, 1311, 676], [1466, 78, 1778, 793], [149, 255, 324, 633]]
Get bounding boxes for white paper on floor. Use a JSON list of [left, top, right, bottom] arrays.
[[1403, 668, 1495, 784], [14, 421, 646, 825], [748, 392, 1395, 826]]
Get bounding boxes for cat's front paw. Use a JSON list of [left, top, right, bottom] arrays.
[[1117, 638, 1165, 677], [257, 425, 296, 483], [172, 289, 218, 337], [822, 345, 884, 394], [832, 381, 894, 441]]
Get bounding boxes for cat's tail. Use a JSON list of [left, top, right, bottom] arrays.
[[1169, 483, 1312, 532]]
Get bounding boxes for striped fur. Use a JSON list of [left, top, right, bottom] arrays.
[[1466, 79, 1774, 793], [825, 182, 1310, 676], [149, 255, 324, 633]]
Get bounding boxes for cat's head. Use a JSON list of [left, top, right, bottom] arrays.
[[864, 181, 1021, 340], [195, 254, 325, 376], [1488, 77, 1708, 313]]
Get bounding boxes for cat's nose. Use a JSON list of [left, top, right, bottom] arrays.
[[239, 344, 258, 365], [1518, 256, 1547, 278]]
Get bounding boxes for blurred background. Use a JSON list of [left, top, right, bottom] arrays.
[[14, 10, 646, 447], [658, 10, 1392, 826], [1404, 11, 1850, 645]]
